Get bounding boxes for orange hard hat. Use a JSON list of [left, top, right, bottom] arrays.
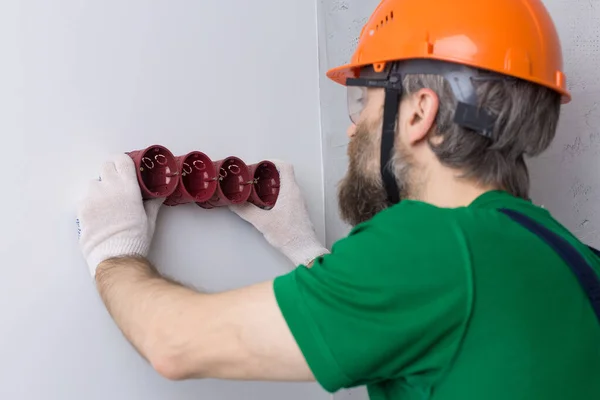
[[326, 0, 571, 104]]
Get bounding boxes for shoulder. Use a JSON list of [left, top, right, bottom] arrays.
[[301, 201, 477, 315], [350, 199, 461, 237], [336, 200, 470, 270]]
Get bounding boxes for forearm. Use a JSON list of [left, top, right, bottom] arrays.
[[95, 256, 203, 375], [94, 256, 314, 382]]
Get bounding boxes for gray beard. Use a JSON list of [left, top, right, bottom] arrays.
[[337, 165, 390, 227], [336, 123, 415, 227]]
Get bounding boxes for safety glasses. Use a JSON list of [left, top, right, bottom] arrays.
[[345, 65, 403, 124]]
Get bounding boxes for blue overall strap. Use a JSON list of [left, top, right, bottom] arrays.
[[588, 246, 600, 259], [498, 208, 600, 323]]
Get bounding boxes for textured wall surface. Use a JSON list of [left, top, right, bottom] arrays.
[[316, 1, 378, 248], [315, 0, 600, 399], [0, 1, 327, 399], [528, 1, 600, 247]]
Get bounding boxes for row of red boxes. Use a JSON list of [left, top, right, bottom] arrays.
[[126, 145, 280, 209]]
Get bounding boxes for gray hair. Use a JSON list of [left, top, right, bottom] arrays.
[[399, 72, 562, 199]]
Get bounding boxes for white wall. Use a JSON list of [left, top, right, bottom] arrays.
[[0, 1, 328, 399], [315, 0, 600, 399]]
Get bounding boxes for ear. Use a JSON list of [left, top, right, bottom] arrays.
[[404, 88, 439, 145]]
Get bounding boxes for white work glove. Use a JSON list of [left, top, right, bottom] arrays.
[[229, 160, 329, 267], [76, 153, 164, 277]]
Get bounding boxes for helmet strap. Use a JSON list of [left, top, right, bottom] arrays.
[[394, 59, 497, 138], [381, 86, 401, 205]]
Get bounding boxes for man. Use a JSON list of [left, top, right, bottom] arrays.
[[76, 0, 600, 399]]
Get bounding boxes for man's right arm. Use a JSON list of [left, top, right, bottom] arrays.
[[94, 256, 316, 383], [268, 213, 471, 392]]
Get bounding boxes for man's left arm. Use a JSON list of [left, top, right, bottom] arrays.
[[76, 154, 316, 383], [94, 255, 314, 382]]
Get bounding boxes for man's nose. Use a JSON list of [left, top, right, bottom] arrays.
[[347, 123, 356, 139]]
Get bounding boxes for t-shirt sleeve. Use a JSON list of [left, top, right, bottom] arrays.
[[273, 204, 472, 393]]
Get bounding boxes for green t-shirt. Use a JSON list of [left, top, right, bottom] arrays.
[[273, 190, 600, 400]]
